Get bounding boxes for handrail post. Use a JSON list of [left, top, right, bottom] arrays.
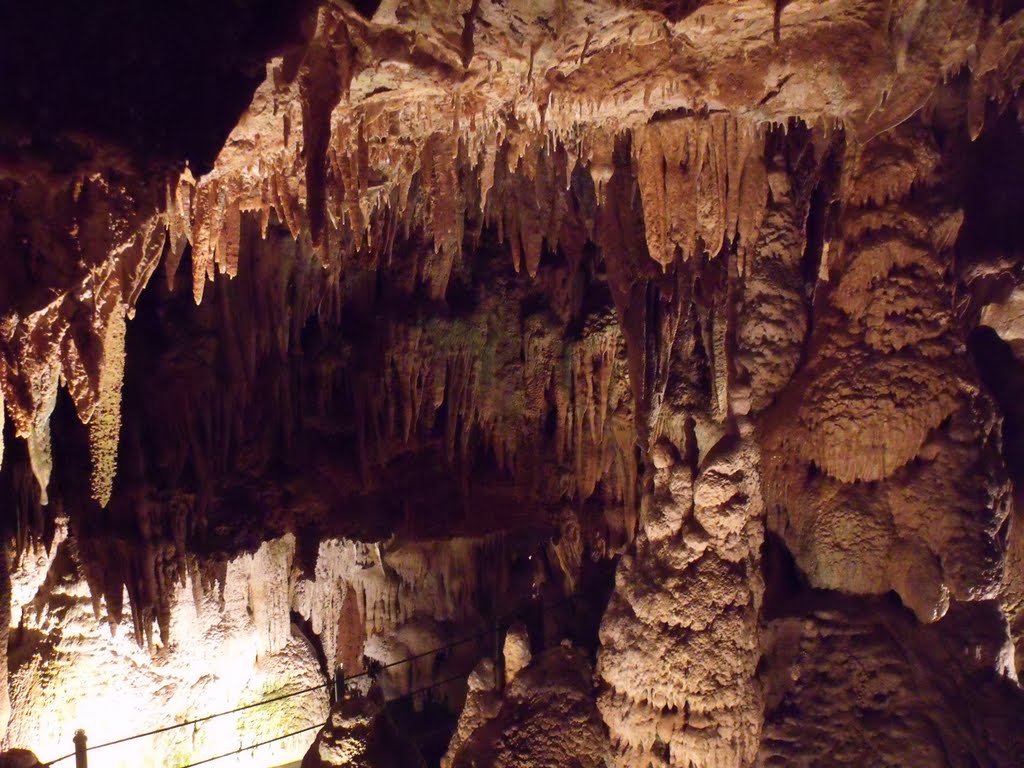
[[333, 663, 345, 704], [493, 615, 505, 692], [73, 729, 88, 768]]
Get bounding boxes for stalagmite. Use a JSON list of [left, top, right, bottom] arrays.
[[304, 685, 426, 768], [444, 646, 608, 768], [502, 623, 531, 682], [598, 434, 764, 768]]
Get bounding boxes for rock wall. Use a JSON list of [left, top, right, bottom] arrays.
[[760, 598, 1024, 767], [0, 548, 10, 746], [5, 533, 328, 767], [761, 121, 1011, 625], [292, 535, 517, 699], [301, 685, 426, 768]]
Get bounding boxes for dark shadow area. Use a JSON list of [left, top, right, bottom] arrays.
[[0, 0, 318, 170], [761, 531, 807, 621], [388, 697, 457, 768], [959, 112, 1024, 260], [970, 326, 1024, 488]]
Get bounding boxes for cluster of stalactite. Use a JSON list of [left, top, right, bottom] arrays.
[[1, 98, 818, 660], [0, 226, 637, 654], [22, 0, 1016, 528], [6, 0, 1024, 550], [0, 160, 175, 511]]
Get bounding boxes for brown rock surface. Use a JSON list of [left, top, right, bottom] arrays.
[[302, 685, 426, 768], [301, 688, 425, 768], [760, 597, 1024, 767], [444, 644, 608, 768]]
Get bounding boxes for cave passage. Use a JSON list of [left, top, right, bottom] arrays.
[[5, 0, 1024, 766]]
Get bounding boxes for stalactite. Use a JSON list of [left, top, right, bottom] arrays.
[[632, 117, 770, 270], [2, 0, 1021, 548], [88, 301, 127, 507], [164, 169, 195, 291], [25, 365, 58, 508], [301, 9, 354, 251], [421, 132, 464, 296]]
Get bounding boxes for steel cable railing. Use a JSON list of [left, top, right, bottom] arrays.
[[43, 592, 579, 767], [177, 669, 474, 768]]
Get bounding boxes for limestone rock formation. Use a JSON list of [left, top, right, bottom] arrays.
[[0, 750, 42, 768], [501, 623, 532, 683], [443, 643, 608, 768], [6, 533, 330, 768], [5, 0, 1024, 766], [302, 686, 426, 768], [760, 597, 1024, 766], [441, 659, 502, 768], [598, 435, 764, 768], [760, 122, 1012, 625]]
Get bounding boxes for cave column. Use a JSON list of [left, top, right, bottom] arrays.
[[597, 426, 764, 768]]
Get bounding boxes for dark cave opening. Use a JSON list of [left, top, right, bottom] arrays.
[[0, 0, 320, 170]]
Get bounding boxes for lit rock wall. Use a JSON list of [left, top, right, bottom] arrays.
[[4, 525, 537, 764], [292, 535, 511, 700], [0, 548, 10, 748], [1002, 504, 1024, 679], [5, 534, 328, 767]]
